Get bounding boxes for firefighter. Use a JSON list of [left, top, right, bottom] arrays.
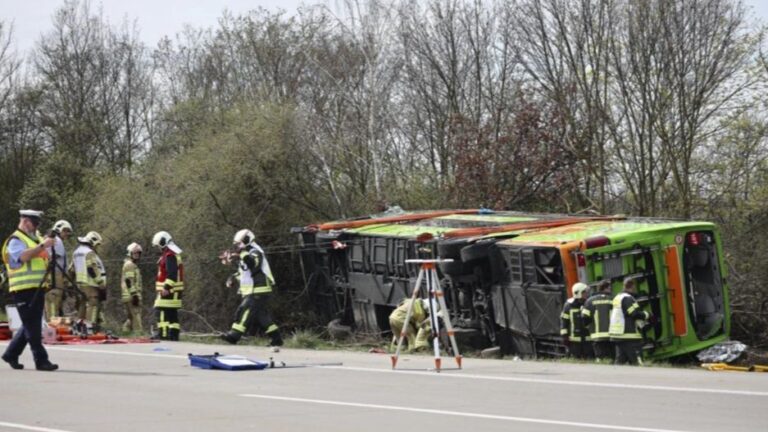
[[121, 242, 143, 333], [609, 277, 651, 365], [151, 231, 184, 341], [44, 219, 72, 320], [1, 209, 58, 371], [560, 282, 592, 359], [581, 280, 614, 362], [220, 229, 283, 348], [389, 298, 432, 352], [71, 231, 106, 330]]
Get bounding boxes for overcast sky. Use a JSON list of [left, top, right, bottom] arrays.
[[2, 0, 326, 54], [3, 0, 768, 56]]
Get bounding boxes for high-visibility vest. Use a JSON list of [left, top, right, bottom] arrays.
[[154, 249, 183, 308], [237, 248, 273, 296], [609, 292, 648, 340], [73, 245, 106, 287], [389, 298, 428, 329], [1, 230, 47, 292]]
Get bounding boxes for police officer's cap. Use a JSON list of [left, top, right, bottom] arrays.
[[19, 209, 43, 222]]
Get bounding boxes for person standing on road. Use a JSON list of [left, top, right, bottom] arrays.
[[220, 229, 283, 348], [609, 277, 651, 365], [1, 210, 59, 371], [44, 219, 73, 319], [581, 280, 614, 362], [560, 282, 592, 359], [151, 231, 184, 341], [72, 231, 107, 331], [121, 242, 144, 333]]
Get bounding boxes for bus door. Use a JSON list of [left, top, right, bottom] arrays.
[[580, 238, 668, 345]]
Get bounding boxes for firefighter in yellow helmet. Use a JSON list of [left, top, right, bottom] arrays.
[[44, 219, 72, 319], [389, 298, 432, 352], [220, 229, 283, 348], [70, 231, 106, 330], [121, 242, 143, 333], [2, 210, 58, 371]]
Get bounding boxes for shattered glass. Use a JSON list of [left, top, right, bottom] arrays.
[[696, 340, 747, 363]]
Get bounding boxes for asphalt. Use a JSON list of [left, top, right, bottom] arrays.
[[0, 340, 767, 432]]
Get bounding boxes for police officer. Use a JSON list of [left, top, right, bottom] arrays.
[[220, 229, 283, 347], [151, 231, 184, 341], [121, 242, 143, 333], [44, 219, 72, 319], [72, 231, 106, 329], [560, 282, 591, 359], [389, 298, 432, 352], [1, 210, 58, 371], [582, 280, 614, 362], [609, 277, 651, 365]]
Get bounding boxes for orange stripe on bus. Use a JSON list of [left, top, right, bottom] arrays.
[[665, 246, 688, 337]]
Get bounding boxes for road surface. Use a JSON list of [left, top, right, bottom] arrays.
[[1, 340, 766, 431]]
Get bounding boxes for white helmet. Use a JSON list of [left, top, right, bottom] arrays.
[[78, 231, 102, 247], [572, 282, 589, 298], [233, 229, 255, 246], [126, 242, 143, 256], [53, 220, 72, 233], [152, 231, 172, 248]]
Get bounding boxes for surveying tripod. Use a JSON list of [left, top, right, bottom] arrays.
[[391, 259, 462, 372]]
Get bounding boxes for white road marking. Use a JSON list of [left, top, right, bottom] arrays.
[[239, 394, 690, 432], [11, 344, 767, 397], [0, 421, 75, 432], [323, 365, 768, 397]]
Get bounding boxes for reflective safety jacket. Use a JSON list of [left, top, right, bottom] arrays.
[[581, 292, 613, 341], [560, 297, 590, 341], [121, 258, 143, 301], [73, 244, 106, 288], [2, 230, 48, 292], [389, 298, 429, 331], [154, 248, 184, 308], [237, 246, 274, 296], [609, 292, 649, 340]]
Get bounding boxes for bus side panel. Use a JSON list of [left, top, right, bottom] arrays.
[[665, 245, 688, 337]]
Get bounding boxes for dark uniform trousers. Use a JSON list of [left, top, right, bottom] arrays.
[[156, 306, 180, 341], [232, 294, 279, 339], [615, 340, 643, 365], [592, 340, 614, 361], [5, 289, 50, 365]]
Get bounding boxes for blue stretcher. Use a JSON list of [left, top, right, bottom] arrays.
[[188, 352, 269, 371]]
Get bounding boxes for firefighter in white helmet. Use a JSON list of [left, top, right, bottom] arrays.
[[560, 282, 592, 359], [44, 219, 73, 319], [70, 231, 106, 330], [389, 298, 432, 352], [121, 242, 143, 333], [220, 229, 283, 347], [151, 231, 184, 341]]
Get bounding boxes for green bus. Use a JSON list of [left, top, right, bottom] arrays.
[[295, 210, 730, 360]]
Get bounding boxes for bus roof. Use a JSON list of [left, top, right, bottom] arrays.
[[499, 219, 715, 246]]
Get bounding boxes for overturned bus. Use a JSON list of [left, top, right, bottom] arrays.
[[294, 210, 730, 359]]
